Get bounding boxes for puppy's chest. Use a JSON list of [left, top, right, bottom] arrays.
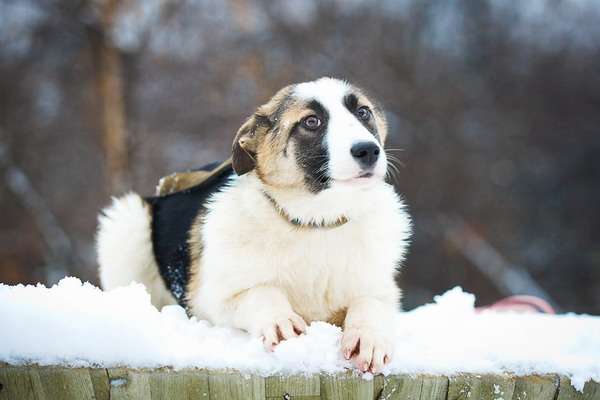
[[202, 181, 408, 321], [267, 222, 398, 320], [273, 225, 377, 270]]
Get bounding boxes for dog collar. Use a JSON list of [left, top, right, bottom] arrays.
[[262, 191, 349, 229]]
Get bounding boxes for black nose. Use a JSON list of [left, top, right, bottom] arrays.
[[350, 141, 380, 168]]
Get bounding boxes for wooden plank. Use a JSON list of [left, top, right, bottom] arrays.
[[320, 373, 374, 400], [0, 365, 36, 400], [379, 374, 422, 400], [265, 375, 320, 399], [420, 375, 449, 399], [108, 368, 151, 400], [148, 368, 210, 400], [375, 374, 446, 400], [89, 368, 110, 400], [29, 366, 96, 400], [4, 364, 598, 400], [209, 370, 265, 400], [512, 375, 558, 400], [373, 375, 384, 399], [448, 374, 515, 400], [557, 376, 600, 400]]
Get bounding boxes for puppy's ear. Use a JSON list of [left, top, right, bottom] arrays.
[[232, 116, 260, 176]]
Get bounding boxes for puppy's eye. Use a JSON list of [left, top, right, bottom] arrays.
[[356, 106, 371, 121], [302, 115, 322, 130]]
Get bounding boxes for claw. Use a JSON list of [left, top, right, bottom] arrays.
[[259, 313, 308, 351], [341, 327, 392, 374]]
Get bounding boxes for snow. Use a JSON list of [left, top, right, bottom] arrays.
[[1, 278, 599, 391]]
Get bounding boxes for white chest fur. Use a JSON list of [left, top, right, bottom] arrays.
[[190, 174, 411, 325]]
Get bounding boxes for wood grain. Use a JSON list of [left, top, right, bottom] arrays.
[[0, 365, 599, 400]]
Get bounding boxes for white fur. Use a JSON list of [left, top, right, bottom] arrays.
[[190, 173, 411, 370], [96, 193, 176, 309], [294, 77, 387, 182]]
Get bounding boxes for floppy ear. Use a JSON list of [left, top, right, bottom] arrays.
[[232, 116, 259, 175]]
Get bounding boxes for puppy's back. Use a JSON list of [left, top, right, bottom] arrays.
[[144, 162, 234, 305]]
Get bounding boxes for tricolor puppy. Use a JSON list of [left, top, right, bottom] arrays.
[[97, 77, 411, 373]]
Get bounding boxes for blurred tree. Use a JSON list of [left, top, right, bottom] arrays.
[[88, 0, 130, 194], [0, 0, 599, 312]]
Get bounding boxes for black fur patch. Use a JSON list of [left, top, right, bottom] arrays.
[[292, 100, 330, 193], [344, 93, 359, 113], [343, 93, 380, 142], [191, 161, 221, 172], [145, 162, 234, 308]]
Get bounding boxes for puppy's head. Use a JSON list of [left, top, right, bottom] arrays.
[[232, 77, 388, 193]]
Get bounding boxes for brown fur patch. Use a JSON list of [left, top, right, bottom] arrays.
[[230, 84, 319, 192], [185, 211, 205, 310], [254, 102, 312, 190], [327, 308, 347, 328], [232, 117, 259, 175], [156, 171, 211, 196], [232, 85, 295, 176], [155, 158, 233, 196]]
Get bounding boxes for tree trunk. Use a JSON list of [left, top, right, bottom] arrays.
[[90, 0, 130, 194]]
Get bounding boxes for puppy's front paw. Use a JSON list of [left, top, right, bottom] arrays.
[[258, 313, 307, 351], [341, 327, 392, 373]]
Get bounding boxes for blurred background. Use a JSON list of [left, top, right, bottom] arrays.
[[1, 0, 599, 313]]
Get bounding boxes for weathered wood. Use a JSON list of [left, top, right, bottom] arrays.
[[379, 374, 422, 399], [377, 374, 447, 400], [448, 374, 516, 400], [108, 368, 151, 399], [265, 374, 320, 399], [0, 365, 36, 400], [320, 372, 374, 400], [89, 368, 110, 400], [0, 366, 106, 400], [557, 376, 600, 400], [30, 367, 96, 400], [3, 364, 600, 400], [421, 375, 450, 399], [373, 375, 384, 399], [148, 368, 210, 400], [512, 375, 558, 400], [209, 370, 265, 400]]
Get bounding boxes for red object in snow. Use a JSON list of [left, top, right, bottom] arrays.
[[476, 295, 555, 314]]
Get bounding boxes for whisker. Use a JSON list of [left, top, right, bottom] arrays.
[[386, 165, 400, 184], [385, 167, 398, 184], [385, 154, 405, 169], [387, 161, 400, 175], [300, 155, 328, 161], [385, 154, 403, 184], [316, 164, 329, 175]]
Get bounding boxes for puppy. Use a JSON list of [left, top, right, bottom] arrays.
[[96, 77, 411, 373]]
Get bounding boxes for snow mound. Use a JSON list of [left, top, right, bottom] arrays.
[[1, 278, 599, 390]]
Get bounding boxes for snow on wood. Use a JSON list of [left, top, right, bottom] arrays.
[[1, 278, 599, 395]]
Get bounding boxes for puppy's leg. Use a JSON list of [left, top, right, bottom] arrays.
[[341, 297, 397, 373], [230, 286, 307, 351]]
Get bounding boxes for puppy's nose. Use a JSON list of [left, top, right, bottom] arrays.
[[350, 141, 380, 168]]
